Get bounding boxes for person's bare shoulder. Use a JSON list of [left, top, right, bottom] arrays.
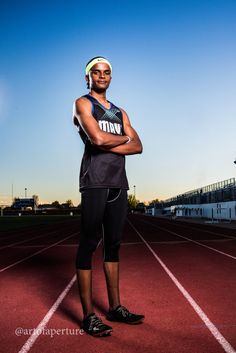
[[120, 107, 131, 125], [73, 96, 92, 126], [75, 96, 92, 114]]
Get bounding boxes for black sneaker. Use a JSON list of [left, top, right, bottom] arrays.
[[81, 313, 113, 337], [107, 305, 144, 324]]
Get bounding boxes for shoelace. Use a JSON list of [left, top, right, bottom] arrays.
[[116, 305, 131, 317], [89, 315, 105, 330]]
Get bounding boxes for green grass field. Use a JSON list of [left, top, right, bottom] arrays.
[[0, 215, 80, 232]]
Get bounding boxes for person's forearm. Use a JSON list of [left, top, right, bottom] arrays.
[[91, 130, 129, 148], [100, 139, 143, 155]]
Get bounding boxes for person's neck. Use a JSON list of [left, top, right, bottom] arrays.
[[89, 90, 108, 104]]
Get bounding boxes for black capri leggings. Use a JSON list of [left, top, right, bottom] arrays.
[[76, 188, 128, 270]]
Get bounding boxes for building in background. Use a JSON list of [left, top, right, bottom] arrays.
[[147, 178, 236, 222], [12, 196, 39, 211]]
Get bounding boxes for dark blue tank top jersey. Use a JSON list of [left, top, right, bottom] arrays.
[[78, 94, 129, 191]]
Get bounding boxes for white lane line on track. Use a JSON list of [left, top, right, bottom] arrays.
[[17, 237, 103, 352], [128, 220, 236, 353], [121, 241, 143, 245], [149, 239, 235, 245], [141, 219, 236, 260], [0, 231, 39, 241], [172, 222, 236, 240], [145, 215, 236, 239], [13, 241, 144, 248], [17, 274, 76, 353], [0, 232, 78, 273], [8, 238, 236, 249], [12, 244, 78, 248], [0, 226, 69, 241], [0, 230, 60, 250]]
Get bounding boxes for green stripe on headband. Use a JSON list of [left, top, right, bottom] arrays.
[[85, 58, 112, 75]]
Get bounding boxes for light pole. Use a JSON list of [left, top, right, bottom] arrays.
[[133, 185, 136, 199], [25, 188, 27, 198]]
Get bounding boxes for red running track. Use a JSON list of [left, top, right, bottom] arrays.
[[0, 215, 236, 353]]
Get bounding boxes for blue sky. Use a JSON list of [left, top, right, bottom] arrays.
[[1, 0, 236, 205]]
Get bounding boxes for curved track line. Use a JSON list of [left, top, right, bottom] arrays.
[[149, 238, 234, 245], [128, 220, 236, 353], [144, 216, 236, 240], [17, 275, 76, 353], [12, 244, 78, 248], [0, 230, 59, 250], [0, 230, 40, 241], [0, 232, 78, 273], [169, 221, 236, 240], [141, 218, 236, 260], [18, 238, 102, 353]]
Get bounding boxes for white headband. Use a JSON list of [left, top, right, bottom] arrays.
[[85, 57, 112, 75]]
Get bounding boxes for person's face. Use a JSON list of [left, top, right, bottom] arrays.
[[86, 62, 112, 91]]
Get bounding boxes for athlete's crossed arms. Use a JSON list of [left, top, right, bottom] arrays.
[[73, 97, 142, 156]]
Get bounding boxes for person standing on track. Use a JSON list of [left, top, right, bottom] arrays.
[[73, 56, 144, 337]]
